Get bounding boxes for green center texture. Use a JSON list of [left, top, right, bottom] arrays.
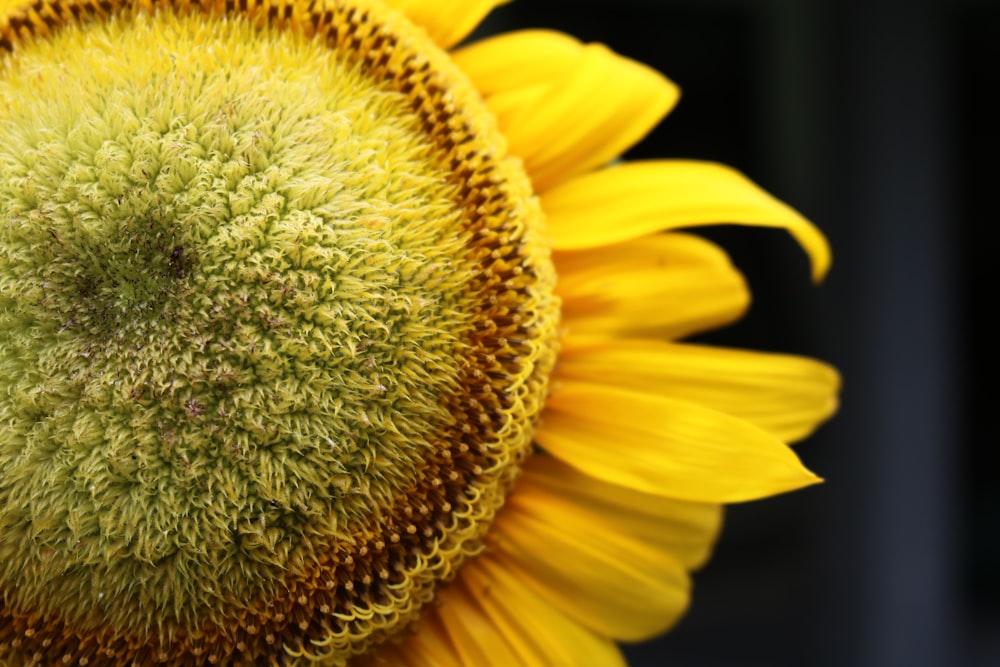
[[0, 13, 477, 632]]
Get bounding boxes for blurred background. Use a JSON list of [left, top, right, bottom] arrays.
[[476, 1, 996, 665]]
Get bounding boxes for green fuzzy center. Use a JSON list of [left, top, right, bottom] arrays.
[[0, 12, 478, 631]]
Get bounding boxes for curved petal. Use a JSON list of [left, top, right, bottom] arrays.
[[384, 0, 507, 49], [488, 456, 722, 641], [536, 380, 822, 503], [558, 338, 841, 443], [432, 556, 626, 666], [543, 160, 831, 281], [555, 232, 749, 340], [480, 43, 678, 192], [451, 29, 584, 97], [517, 456, 723, 570]]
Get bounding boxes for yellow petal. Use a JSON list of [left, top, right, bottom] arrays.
[[452, 30, 588, 131], [555, 232, 749, 340], [434, 581, 524, 666], [537, 380, 822, 502], [383, 0, 507, 49], [451, 29, 584, 97], [490, 44, 678, 192], [517, 456, 723, 570], [558, 338, 841, 443], [489, 456, 722, 641], [543, 160, 831, 282], [439, 556, 627, 667]]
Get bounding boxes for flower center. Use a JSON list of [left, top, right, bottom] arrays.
[[0, 1, 559, 664]]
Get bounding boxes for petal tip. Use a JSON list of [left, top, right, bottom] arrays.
[[808, 237, 833, 284], [804, 469, 825, 486]]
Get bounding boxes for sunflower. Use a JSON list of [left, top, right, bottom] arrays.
[[0, 1, 839, 665]]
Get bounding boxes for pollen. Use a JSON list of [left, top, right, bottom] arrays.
[[0, 1, 559, 665]]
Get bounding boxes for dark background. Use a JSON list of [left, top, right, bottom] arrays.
[[476, 1, 997, 666]]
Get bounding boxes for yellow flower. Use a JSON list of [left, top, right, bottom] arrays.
[[0, 1, 839, 665]]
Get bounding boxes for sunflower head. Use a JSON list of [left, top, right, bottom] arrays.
[[1, 1, 840, 666], [0, 0, 558, 663]]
